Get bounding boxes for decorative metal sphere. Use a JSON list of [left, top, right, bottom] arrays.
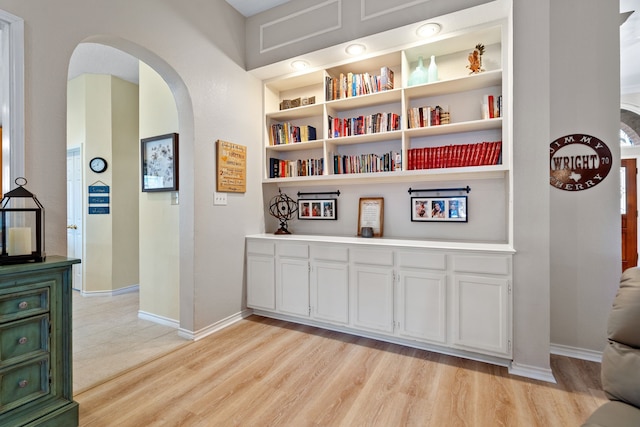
[[268, 189, 298, 234]]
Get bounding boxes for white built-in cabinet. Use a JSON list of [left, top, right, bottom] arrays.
[[246, 241, 275, 311], [262, 22, 507, 185], [310, 245, 349, 324], [250, 17, 514, 367], [246, 236, 514, 364]]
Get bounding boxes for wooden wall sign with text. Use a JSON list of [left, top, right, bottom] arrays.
[[216, 140, 246, 193], [549, 133, 612, 191]]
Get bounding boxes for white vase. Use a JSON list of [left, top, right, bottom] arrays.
[[428, 55, 438, 83], [408, 56, 429, 86]]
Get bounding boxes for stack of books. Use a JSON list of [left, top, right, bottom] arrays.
[[325, 66, 394, 101], [332, 151, 401, 175], [328, 112, 401, 138], [407, 141, 501, 170], [269, 123, 317, 145], [407, 105, 449, 128], [269, 157, 324, 178]]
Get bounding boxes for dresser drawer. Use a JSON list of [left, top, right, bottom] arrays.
[[0, 287, 49, 323], [0, 355, 49, 415], [0, 315, 49, 366]]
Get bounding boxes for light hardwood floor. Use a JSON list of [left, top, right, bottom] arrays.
[[75, 315, 606, 426]]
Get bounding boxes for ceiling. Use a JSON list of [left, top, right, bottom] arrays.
[[224, 0, 291, 17], [68, 1, 640, 95]]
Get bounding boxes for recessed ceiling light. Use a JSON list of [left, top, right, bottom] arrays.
[[416, 23, 441, 38], [345, 43, 366, 56], [290, 60, 309, 70]]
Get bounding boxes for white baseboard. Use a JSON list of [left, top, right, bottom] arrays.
[[550, 343, 603, 363], [79, 284, 140, 297], [138, 310, 180, 329], [509, 362, 557, 383], [178, 309, 253, 341]]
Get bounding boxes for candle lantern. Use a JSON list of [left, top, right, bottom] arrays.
[[0, 177, 45, 264]]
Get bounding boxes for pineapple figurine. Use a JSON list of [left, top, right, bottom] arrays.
[[467, 43, 485, 74]]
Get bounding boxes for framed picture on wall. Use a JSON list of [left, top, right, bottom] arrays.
[[411, 196, 467, 222], [358, 197, 384, 236], [141, 133, 179, 192], [297, 199, 337, 220]]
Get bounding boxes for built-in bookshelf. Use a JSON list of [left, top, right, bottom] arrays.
[[262, 24, 507, 184]]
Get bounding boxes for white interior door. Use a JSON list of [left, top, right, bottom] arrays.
[[67, 147, 83, 291]]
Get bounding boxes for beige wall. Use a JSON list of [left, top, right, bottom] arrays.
[[67, 74, 140, 293], [138, 61, 179, 321]]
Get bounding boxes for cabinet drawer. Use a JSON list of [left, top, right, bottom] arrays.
[[351, 248, 393, 266], [0, 355, 49, 415], [0, 315, 49, 366], [311, 245, 348, 262], [0, 287, 49, 323], [397, 251, 446, 270], [278, 243, 309, 259], [453, 255, 511, 275], [247, 240, 274, 256]]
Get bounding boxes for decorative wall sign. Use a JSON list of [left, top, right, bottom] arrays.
[[549, 133, 612, 191], [216, 140, 246, 193], [88, 183, 110, 214]]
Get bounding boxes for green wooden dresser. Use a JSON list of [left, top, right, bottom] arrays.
[[0, 256, 80, 427]]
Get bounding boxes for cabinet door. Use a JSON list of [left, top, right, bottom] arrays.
[[397, 270, 446, 343], [351, 265, 394, 334], [246, 255, 275, 310], [277, 258, 310, 317], [452, 274, 510, 356], [311, 261, 349, 324]]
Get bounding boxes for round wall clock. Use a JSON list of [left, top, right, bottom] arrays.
[[89, 157, 108, 173]]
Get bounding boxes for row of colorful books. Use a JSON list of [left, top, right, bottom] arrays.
[[269, 157, 324, 178], [407, 141, 502, 170], [268, 123, 317, 146], [407, 105, 450, 129], [325, 66, 394, 101], [328, 113, 401, 139], [331, 151, 402, 175]]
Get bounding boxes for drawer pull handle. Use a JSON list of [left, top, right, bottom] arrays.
[[18, 301, 28, 310], [18, 336, 28, 345], [18, 380, 28, 388]]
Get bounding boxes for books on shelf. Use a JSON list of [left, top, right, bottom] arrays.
[[325, 66, 395, 101], [269, 157, 324, 178], [269, 123, 317, 145], [407, 141, 502, 170], [331, 151, 401, 175], [407, 105, 450, 129], [328, 112, 401, 138], [482, 94, 502, 119]]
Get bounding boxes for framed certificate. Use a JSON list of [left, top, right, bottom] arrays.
[[357, 197, 384, 237]]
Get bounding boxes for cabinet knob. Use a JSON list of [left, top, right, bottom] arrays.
[[18, 301, 28, 309], [18, 336, 28, 345], [18, 379, 28, 388]]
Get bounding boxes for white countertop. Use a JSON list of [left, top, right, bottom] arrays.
[[246, 233, 515, 253]]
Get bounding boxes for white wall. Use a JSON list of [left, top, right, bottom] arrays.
[[67, 74, 139, 293], [138, 61, 179, 321], [0, 0, 264, 335], [548, 0, 620, 355], [2, 0, 622, 370]]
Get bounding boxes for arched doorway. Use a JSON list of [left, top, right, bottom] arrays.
[[67, 39, 195, 392]]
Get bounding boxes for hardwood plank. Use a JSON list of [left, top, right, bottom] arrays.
[[75, 316, 607, 426]]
